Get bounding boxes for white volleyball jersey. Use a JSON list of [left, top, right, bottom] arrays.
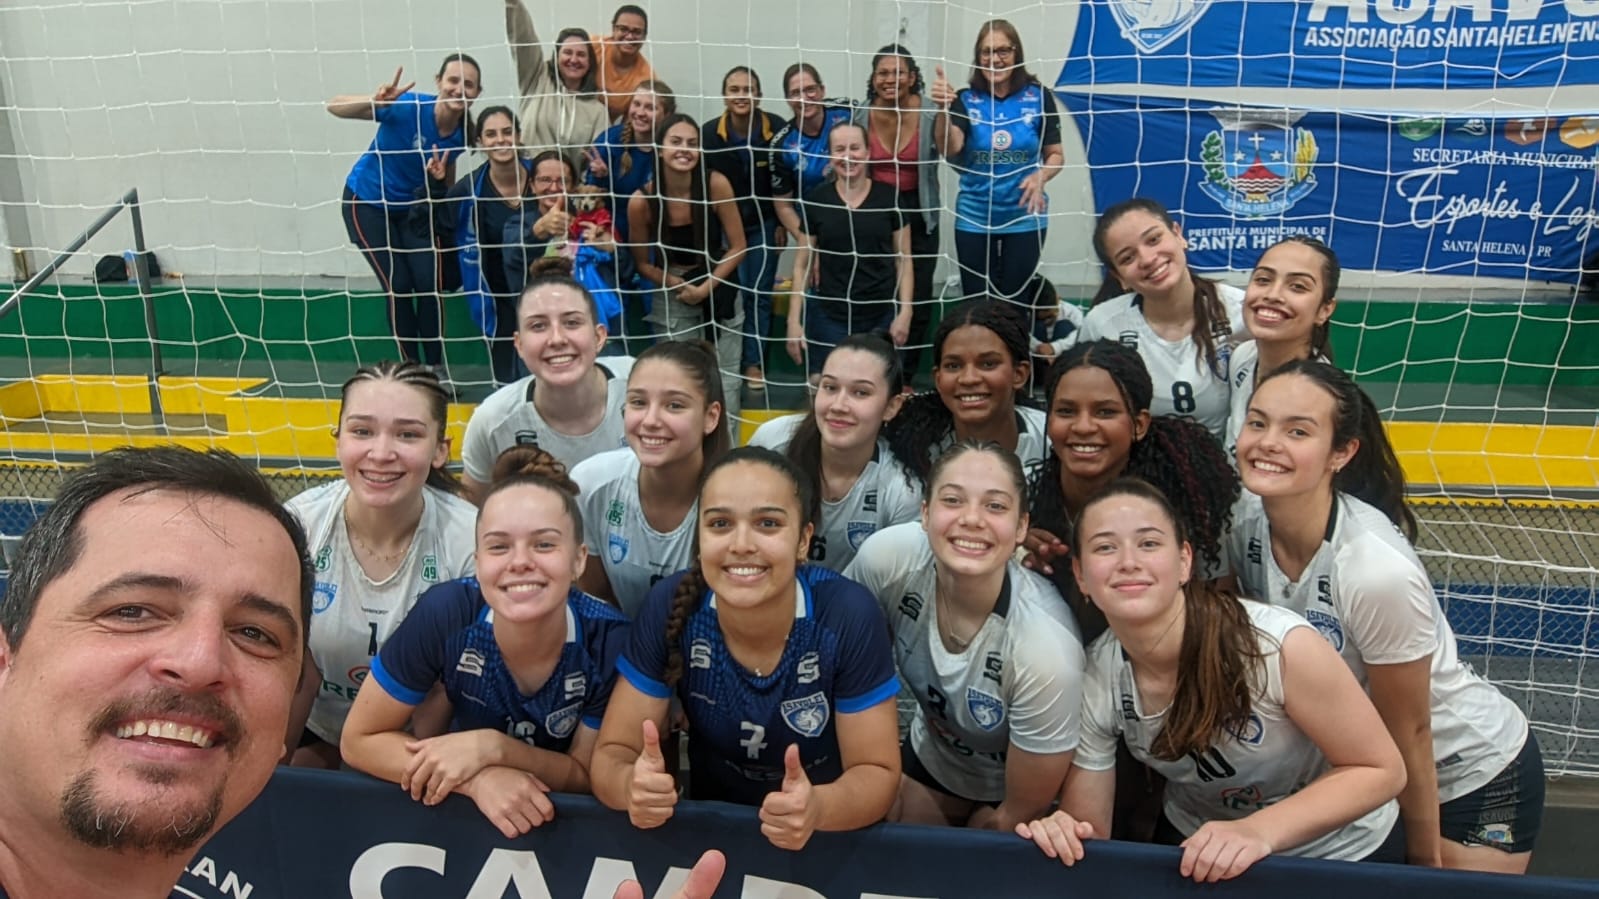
[[748, 413, 923, 571], [286, 481, 479, 743], [1222, 341, 1331, 460], [845, 522, 1085, 802], [1076, 600, 1398, 861], [570, 448, 695, 618], [1078, 284, 1245, 441], [1228, 492, 1528, 802], [930, 406, 1051, 482], [461, 356, 635, 480]]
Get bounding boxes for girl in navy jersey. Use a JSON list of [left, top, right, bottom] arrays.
[[884, 299, 1046, 489], [785, 122, 913, 376], [341, 446, 629, 838], [460, 257, 633, 500], [770, 63, 856, 245], [592, 447, 901, 849], [284, 362, 480, 768], [331, 55, 483, 372], [856, 44, 943, 375], [1020, 479, 1404, 881], [928, 21, 1064, 301], [587, 80, 677, 252], [1223, 237, 1339, 458], [571, 341, 732, 615], [1077, 198, 1246, 442], [1230, 362, 1543, 872], [749, 332, 920, 571], [1026, 340, 1238, 641], [846, 441, 1085, 831]]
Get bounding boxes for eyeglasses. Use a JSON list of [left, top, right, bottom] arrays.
[[533, 175, 565, 188], [979, 45, 1017, 60], [786, 85, 823, 100], [613, 25, 645, 38]]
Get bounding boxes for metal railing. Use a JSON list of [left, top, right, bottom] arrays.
[[0, 188, 164, 422]]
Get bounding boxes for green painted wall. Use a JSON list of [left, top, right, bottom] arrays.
[[2, 282, 1595, 386]]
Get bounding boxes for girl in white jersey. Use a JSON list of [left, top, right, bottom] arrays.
[[1223, 237, 1339, 458], [1025, 340, 1239, 642], [571, 340, 732, 616], [749, 333, 921, 572], [1020, 479, 1404, 882], [884, 299, 1048, 491], [845, 440, 1085, 831], [1078, 198, 1245, 441], [1232, 361, 1543, 872], [461, 257, 635, 500], [285, 361, 479, 767]]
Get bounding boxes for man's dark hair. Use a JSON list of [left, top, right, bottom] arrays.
[[1, 447, 315, 649], [612, 4, 648, 27]]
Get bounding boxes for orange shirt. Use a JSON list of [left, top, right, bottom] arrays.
[[595, 37, 655, 123]]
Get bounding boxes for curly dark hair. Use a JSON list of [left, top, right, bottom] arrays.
[[1030, 340, 1238, 637], [883, 299, 1033, 491]]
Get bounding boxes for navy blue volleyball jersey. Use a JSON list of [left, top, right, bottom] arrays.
[[769, 105, 856, 199], [618, 565, 899, 806], [370, 579, 630, 752]]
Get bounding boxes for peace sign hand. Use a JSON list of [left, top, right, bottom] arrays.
[[375, 67, 416, 110], [424, 145, 448, 182]]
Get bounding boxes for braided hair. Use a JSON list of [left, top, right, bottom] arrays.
[[884, 298, 1033, 490], [616, 80, 676, 179], [338, 360, 463, 497], [662, 446, 820, 688]]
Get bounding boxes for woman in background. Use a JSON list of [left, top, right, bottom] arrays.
[[503, 0, 608, 165]]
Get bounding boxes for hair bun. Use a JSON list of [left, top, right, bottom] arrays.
[[529, 255, 575, 278], [490, 445, 578, 496]]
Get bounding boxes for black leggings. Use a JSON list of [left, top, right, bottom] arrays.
[[954, 228, 1046, 301], [341, 187, 444, 367]]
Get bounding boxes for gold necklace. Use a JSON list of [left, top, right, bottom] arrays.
[[936, 589, 978, 650], [344, 510, 416, 564]]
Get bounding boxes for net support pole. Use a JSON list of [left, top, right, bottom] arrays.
[[127, 189, 165, 426]]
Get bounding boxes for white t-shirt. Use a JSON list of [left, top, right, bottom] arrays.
[[1075, 600, 1398, 860], [570, 448, 696, 618], [285, 481, 479, 743], [1078, 284, 1246, 441], [1228, 492, 1528, 801], [461, 356, 635, 480], [1222, 341, 1331, 460], [845, 522, 1085, 802], [747, 413, 923, 572]]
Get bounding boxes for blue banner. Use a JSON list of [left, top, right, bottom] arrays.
[[1060, 92, 1599, 282], [175, 768, 1599, 898], [1057, 0, 1599, 89]]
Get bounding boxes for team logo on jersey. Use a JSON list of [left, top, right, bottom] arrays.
[[1304, 609, 1345, 652], [544, 701, 582, 740], [796, 651, 821, 685], [1233, 364, 1250, 389], [992, 129, 1013, 151], [1246, 537, 1262, 566], [456, 648, 487, 677], [847, 521, 876, 550], [1199, 110, 1320, 218], [1228, 713, 1265, 746], [607, 500, 626, 528], [780, 692, 831, 738], [898, 592, 925, 621], [1220, 783, 1266, 812], [1315, 575, 1333, 607], [689, 639, 713, 670], [1107, 0, 1213, 52], [515, 429, 539, 446], [346, 665, 370, 687], [983, 652, 1004, 685], [608, 534, 629, 563], [1118, 330, 1140, 350], [314, 545, 332, 573], [862, 490, 878, 513], [511, 720, 537, 742], [421, 554, 438, 582], [966, 687, 1006, 731], [563, 671, 587, 698], [312, 581, 337, 614], [1473, 823, 1515, 846]]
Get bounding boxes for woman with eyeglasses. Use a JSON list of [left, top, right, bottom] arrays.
[[929, 21, 1064, 302]]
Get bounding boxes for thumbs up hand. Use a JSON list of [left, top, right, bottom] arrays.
[[929, 65, 956, 109], [758, 744, 820, 850], [629, 719, 679, 829]]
